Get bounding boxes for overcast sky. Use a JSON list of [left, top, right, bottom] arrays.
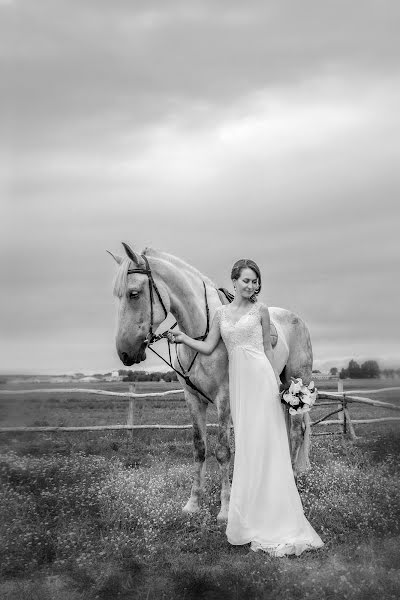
[[1, 0, 399, 374]]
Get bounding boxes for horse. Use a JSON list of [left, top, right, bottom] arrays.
[[109, 243, 314, 522]]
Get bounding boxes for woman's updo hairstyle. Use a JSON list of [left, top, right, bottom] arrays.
[[231, 259, 261, 303]]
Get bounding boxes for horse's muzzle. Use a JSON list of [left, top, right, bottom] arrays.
[[119, 347, 146, 366]]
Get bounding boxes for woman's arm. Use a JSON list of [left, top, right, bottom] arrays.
[[260, 304, 281, 388], [167, 309, 222, 356]]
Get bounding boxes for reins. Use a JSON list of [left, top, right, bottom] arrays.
[[128, 255, 214, 404]]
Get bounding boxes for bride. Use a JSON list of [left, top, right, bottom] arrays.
[[167, 258, 324, 557]]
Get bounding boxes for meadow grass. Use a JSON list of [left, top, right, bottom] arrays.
[[0, 429, 399, 598], [0, 380, 399, 599]]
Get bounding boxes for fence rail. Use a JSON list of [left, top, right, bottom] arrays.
[[0, 388, 184, 398], [0, 382, 399, 436], [316, 392, 400, 411]]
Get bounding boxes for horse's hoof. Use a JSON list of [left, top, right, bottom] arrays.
[[182, 500, 200, 514]]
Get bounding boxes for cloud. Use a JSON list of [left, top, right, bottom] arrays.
[[2, 0, 400, 372], [3, 1, 400, 145]]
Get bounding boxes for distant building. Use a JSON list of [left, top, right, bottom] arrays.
[[312, 373, 337, 380], [107, 370, 122, 382]]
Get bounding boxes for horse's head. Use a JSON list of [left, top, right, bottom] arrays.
[[108, 243, 169, 366]]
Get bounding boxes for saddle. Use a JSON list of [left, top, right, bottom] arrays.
[[217, 288, 278, 348]]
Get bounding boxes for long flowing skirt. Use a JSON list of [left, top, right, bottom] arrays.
[[226, 346, 324, 557]]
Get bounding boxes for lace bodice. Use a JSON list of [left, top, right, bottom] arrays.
[[216, 302, 265, 356]]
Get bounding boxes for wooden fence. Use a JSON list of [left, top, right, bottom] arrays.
[[309, 380, 400, 439], [0, 382, 399, 437]]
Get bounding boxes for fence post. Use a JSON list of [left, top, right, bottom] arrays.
[[337, 379, 344, 435], [127, 384, 136, 439], [343, 395, 358, 441], [337, 379, 357, 441]]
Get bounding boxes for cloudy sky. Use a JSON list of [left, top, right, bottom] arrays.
[[1, 0, 399, 374]]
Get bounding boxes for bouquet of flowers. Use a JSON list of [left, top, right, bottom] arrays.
[[280, 378, 317, 415]]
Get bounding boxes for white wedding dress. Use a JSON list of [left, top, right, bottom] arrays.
[[216, 302, 324, 557]]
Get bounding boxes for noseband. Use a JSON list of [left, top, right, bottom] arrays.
[[127, 254, 213, 403]]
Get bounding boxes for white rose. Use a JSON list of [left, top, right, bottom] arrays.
[[283, 392, 292, 403], [290, 378, 303, 394], [289, 407, 298, 415]]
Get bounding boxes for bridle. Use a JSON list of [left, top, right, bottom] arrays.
[[127, 254, 169, 344], [127, 254, 213, 403]]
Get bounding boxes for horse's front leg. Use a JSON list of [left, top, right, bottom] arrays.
[[215, 386, 231, 522], [183, 391, 207, 514]]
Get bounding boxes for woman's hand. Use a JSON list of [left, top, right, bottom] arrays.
[[166, 329, 186, 344]]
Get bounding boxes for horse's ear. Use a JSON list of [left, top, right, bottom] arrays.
[[121, 242, 141, 266], [107, 250, 123, 264]]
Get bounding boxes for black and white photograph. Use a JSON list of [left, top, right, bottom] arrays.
[[1, 1, 400, 598]]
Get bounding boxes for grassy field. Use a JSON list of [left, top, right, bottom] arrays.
[[0, 379, 399, 599]]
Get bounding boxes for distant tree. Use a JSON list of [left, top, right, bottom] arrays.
[[329, 367, 338, 376], [383, 368, 397, 378], [339, 367, 347, 379], [138, 372, 150, 381], [347, 360, 362, 379], [312, 369, 321, 373], [121, 369, 180, 382], [360, 360, 380, 379], [162, 371, 179, 382]]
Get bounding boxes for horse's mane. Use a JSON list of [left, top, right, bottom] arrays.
[[113, 248, 216, 298], [113, 257, 131, 298], [143, 247, 216, 288]]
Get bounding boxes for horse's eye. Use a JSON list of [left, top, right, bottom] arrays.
[[129, 291, 139, 299]]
